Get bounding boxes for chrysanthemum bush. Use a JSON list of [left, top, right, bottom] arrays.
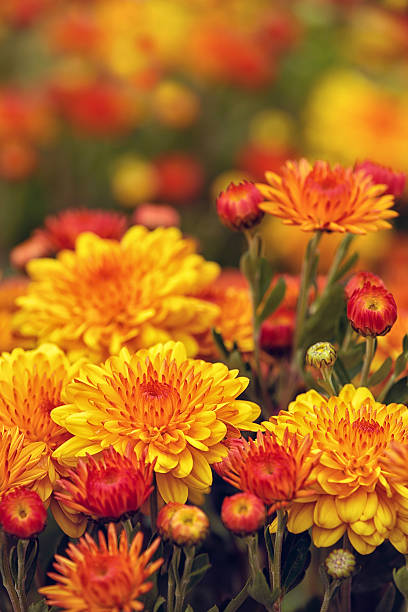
[[2, 158, 408, 611]]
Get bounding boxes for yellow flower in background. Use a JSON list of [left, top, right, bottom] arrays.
[[258, 159, 397, 234], [305, 70, 408, 171], [14, 226, 220, 362], [52, 341, 261, 504], [264, 384, 408, 554]]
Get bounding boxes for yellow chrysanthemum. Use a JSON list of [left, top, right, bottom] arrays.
[[0, 344, 83, 502], [0, 276, 33, 352], [52, 341, 261, 503], [264, 384, 408, 554], [13, 226, 220, 362], [0, 427, 47, 496], [257, 159, 397, 234]]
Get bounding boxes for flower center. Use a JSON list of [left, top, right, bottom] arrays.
[[352, 418, 382, 435], [305, 166, 349, 201]]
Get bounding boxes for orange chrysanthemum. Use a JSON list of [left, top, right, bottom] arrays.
[[257, 158, 397, 234], [52, 341, 261, 504], [217, 430, 316, 513], [0, 344, 83, 502], [55, 446, 154, 521], [264, 385, 408, 554], [0, 427, 47, 496], [0, 487, 47, 538], [14, 226, 220, 362], [39, 523, 163, 612]]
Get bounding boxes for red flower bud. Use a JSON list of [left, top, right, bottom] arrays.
[[0, 488, 46, 538], [221, 492, 266, 536], [347, 283, 397, 337], [217, 181, 264, 231]]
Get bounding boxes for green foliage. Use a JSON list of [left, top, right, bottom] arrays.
[[300, 284, 346, 349], [247, 571, 279, 609], [257, 277, 286, 325], [368, 357, 393, 387], [374, 584, 396, 612], [385, 377, 408, 404], [281, 531, 312, 594], [187, 553, 211, 593]]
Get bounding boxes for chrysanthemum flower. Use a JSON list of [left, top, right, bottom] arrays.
[[257, 158, 397, 234], [263, 384, 408, 554], [0, 344, 83, 504], [14, 226, 220, 361], [39, 523, 163, 612], [0, 487, 47, 538], [221, 492, 266, 536], [0, 276, 33, 352], [55, 445, 154, 521], [347, 282, 397, 337], [11, 208, 128, 268], [218, 430, 316, 513], [52, 341, 261, 503], [0, 427, 47, 495], [355, 160, 406, 198]]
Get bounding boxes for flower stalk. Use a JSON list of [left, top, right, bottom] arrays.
[[272, 509, 286, 611], [0, 530, 22, 612], [174, 546, 195, 612], [360, 336, 376, 386]]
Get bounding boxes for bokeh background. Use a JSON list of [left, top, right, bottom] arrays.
[[1, 0, 408, 275]]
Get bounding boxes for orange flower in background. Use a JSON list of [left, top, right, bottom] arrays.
[[355, 160, 406, 198], [52, 341, 261, 504], [347, 282, 397, 337], [55, 446, 154, 521], [258, 159, 397, 234], [132, 204, 180, 229], [0, 276, 33, 352], [264, 385, 408, 554], [218, 430, 316, 513], [40, 523, 163, 612], [154, 153, 204, 204], [14, 226, 220, 361], [11, 208, 128, 268], [0, 487, 47, 539]]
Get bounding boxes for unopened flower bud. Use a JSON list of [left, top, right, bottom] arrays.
[[306, 342, 337, 369], [325, 548, 356, 579], [0, 488, 47, 539], [216, 181, 264, 231], [347, 283, 397, 337], [221, 492, 266, 536], [168, 505, 209, 547], [345, 271, 385, 300], [156, 502, 183, 540]]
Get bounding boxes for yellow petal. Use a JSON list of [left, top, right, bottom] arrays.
[[286, 502, 315, 533], [335, 490, 367, 523], [314, 496, 342, 529], [312, 524, 346, 548], [347, 528, 377, 555]]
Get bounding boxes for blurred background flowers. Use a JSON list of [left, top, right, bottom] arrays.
[[0, 0, 407, 274]]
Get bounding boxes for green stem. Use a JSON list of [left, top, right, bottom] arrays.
[[16, 539, 29, 612], [224, 578, 251, 612], [320, 581, 339, 612], [168, 546, 181, 612], [0, 531, 21, 612], [294, 231, 322, 356], [122, 518, 133, 540], [174, 546, 195, 612], [340, 534, 352, 612], [311, 235, 354, 316], [360, 336, 376, 387], [272, 510, 286, 611], [377, 371, 396, 403], [321, 366, 336, 395]]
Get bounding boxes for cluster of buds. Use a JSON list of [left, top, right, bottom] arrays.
[[346, 272, 397, 338], [157, 503, 209, 547]]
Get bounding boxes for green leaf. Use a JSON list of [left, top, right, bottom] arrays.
[[248, 572, 279, 608], [394, 566, 408, 599], [256, 257, 274, 307], [206, 606, 219, 612], [385, 377, 408, 404], [375, 584, 396, 612], [187, 553, 211, 593], [403, 333, 408, 354], [185, 606, 194, 612], [257, 277, 286, 324], [153, 596, 166, 612], [211, 329, 229, 359], [368, 357, 393, 387], [240, 251, 255, 285], [300, 284, 345, 349], [281, 531, 312, 594]]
